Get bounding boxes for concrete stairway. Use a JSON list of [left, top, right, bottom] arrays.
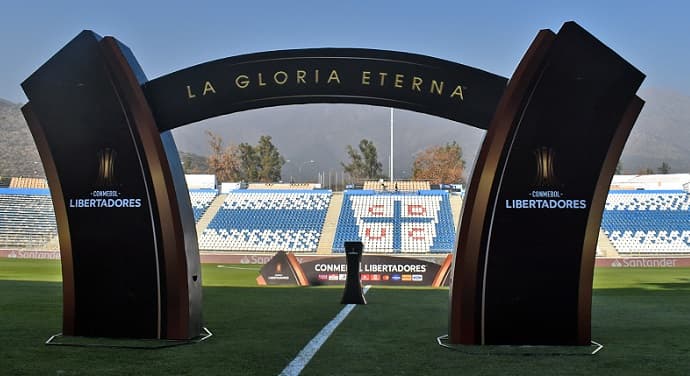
[[597, 229, 620, 257], [42, 235, 60, 250], [449, 194, 464, 230], [317, 192, 343, 254], [195, 194, 227, 237]]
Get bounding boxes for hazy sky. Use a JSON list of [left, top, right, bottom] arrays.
[[1, 0, 688, 104]]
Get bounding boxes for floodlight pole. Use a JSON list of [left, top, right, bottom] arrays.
[[390, 108, 394, 183]]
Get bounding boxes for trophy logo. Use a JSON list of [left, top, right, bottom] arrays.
[[276, 263, 282, 274], [96, 147, 117, 188], [533, 146, 558, 188]]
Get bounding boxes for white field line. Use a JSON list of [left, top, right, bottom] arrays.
[[215, 265, 262, 271], [279, 285, 371, 376]]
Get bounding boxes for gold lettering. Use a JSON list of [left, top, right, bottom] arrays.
[[411, 77, 423, 91], [450, 85, 464, 100], [274, 71, 288, 85], [186, 85, 196, 99], [202, 81, 216, 96], [394, 74, 404, 88], [258, 73, 266, 86], [430, 80, 444, 95], [315, 69, 319, 83], [235, 75, 250, 89], [378, 72, 388, 86], [361, 71, 371, 85], [297, 70, 307, 84], [328, 69, 340, 84]]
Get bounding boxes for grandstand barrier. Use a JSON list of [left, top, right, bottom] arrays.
[[4, 249, 690, 269], [257, 251, 452, 287], [0, 249, 61, 260], [595, 257, 690, 268]]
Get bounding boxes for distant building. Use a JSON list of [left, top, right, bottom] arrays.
[[610, 173, 690, 191], [185, 174, 216, 190]]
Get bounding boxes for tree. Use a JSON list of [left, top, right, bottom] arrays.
[[412, 141, 466, 184], [657, 161, 671, 174], [341, 139, 384, 180], [342, 145, 364, 179], [206, 131, 241, 182], [615, 161, 623, 175], [255, 135, 285, 182], [207, 132, 285, 183], [637, 167, 654, 175], [179, 151, 210, 174], [237, 142, 260, 182]]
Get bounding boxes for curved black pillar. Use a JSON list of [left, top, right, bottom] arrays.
[[22, 31, 202, 340], [449, 22, 645, 345]]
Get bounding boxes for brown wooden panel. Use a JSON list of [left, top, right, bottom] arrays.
[[576, 96, 644, 343], [99, 37, 203, 340], [449, 29, 556, 344], [21, 104, 76, 335]]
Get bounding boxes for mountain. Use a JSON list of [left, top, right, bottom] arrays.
[[620, 88, 690, 174], [1, 87, 689, 181], [0, 98, 16, 106], [0, 100, 44, 178], [171, 104, 486, 182], [172, 88, 690, 180]]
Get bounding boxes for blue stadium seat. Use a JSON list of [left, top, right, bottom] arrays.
[[0, 188, 57, 249], [601, 190, 690, 254], [7, 184, 690, 256], [189, 189, 218, 222], [199, 190, 332, 252], [332, 190, 455, 254]]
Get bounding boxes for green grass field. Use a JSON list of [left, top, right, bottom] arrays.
[[1, 259, 690, 375]]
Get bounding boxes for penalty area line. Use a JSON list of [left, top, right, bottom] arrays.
[[279, 285, 371, 376]]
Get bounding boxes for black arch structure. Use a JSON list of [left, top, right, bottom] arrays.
[[450, 23, 644, 345], [21, 21, 643, 344]]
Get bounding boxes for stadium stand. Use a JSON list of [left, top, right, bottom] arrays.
[[247, 183, 321, 190], [0, 188, 57, 249], [189, 189, 218, 222], [9, 177, 49, 189], [0, 177, 11, 188], [610, 173, 690, 191], [601, 190, 690, 254], [332, 190, 455, 253], [363, 180, 431, 192], [199, 189, 332, 252], [5, 173, 690, 257]]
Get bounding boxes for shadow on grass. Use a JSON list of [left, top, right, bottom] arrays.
[[635, 278, 690, 290], [2, 273, 690, 376], [0, 281, 346, 376]]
